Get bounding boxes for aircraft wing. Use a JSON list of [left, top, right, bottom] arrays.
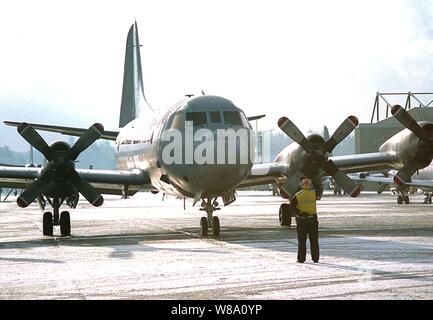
[[350, 173, 433, 191], [0, 166, 151, 196], [350, 175, 394, 185], [0, 163, 26, 167], [239, 151, 400, 189], [330, 152, 400, 174], [3, 121, 119, 141], [238, 163, 289, 188]]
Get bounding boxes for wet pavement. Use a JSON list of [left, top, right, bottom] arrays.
[[1, 191, 433, 299]]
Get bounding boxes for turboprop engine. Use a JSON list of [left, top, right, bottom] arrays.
[[275, 115, 362, 199], [380, 105, 433, 184]]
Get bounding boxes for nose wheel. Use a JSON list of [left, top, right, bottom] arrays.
[[200, 217, 208, 237], [199, 197, 221, 237], [212, 216, 220, 237], [60, 211, 71, 236], [43, 212, 53, 236]]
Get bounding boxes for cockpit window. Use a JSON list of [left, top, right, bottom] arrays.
[[169, 114, 186, 130], [210, 111, 221, 123], [223, 111, 243, 126], [186, 112, 207, 126], [240, 112, 252, 128]]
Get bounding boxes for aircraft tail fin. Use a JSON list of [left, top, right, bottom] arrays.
[[323, 125, 330, 141], [119, 21, 152, 128], [323, 125, 331, 155]]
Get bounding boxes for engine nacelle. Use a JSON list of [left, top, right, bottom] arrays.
[[379, 122, 433, 171], [274, 134, 327, 199]]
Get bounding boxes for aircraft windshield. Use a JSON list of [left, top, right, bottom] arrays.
[[223, 111, 243, 126], [186, 112, 207, 126], [210, 111, 221, 123]]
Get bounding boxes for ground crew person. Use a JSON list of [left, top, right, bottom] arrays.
[[290, 177, 319, 263]]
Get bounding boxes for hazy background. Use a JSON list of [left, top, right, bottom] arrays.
[[0, 0, 432, 161]]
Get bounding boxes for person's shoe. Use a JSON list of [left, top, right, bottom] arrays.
[[297, 261, 305, 263], [313, 260, 319, 263]]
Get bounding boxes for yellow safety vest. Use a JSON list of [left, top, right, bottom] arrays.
[[295, 189, 317, 215]]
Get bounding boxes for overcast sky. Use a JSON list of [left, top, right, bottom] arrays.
[[1, 0, 433, 150]]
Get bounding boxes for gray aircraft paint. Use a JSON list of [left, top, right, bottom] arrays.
[[119, 21, 152, 128]]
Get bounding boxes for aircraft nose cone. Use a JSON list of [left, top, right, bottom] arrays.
[[166, 163, 252, 196], [203, 164, 251, 192], [204, 164, 251, 190]]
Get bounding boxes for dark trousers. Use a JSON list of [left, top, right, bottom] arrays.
[[296, 215, 319, 262]]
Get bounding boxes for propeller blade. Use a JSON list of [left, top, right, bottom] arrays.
[[323, 160, 362, 197], [17, 123, 55, 161], [17, 179, 50, 208], [278, 117, 315, 154], [391, 105, 430, 141], [323, 116, 359, 153], [67, 169, 104, 206], [68, 123, 104, 160]]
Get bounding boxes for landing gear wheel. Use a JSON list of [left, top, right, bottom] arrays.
[[200, 217, 208, 238], [60, 211, 71, 236], [43, 212, 53, 236], [397, 195, 403, 205], [279, 203, 292, 226], [403, 196, 410, 204], [212, 216, 220, 237]]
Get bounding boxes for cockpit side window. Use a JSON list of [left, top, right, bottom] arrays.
[[186, 112, 207, 126], [169, 113, 186, 130], [223, 111, 243, 126], [240, 112, 252, 128]]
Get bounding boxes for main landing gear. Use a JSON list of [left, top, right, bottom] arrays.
[[41, 197, 71, 237], [396, 194, 410, 205], [199, 197, 220, 238], [279, 203, 292, 227], [423, 193, 432, 204]]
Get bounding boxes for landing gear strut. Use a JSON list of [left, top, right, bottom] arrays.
[[41, 197, 71, 237], [199, 197, 220, 237]]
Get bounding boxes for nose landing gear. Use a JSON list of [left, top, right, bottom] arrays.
[[41, 197, 71, 237], [199, 197, 220, 238]]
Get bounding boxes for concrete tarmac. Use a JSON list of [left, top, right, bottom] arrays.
[[1, 191, 433, 300]]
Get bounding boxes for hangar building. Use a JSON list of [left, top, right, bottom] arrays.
[[355, 92, 433, 154]]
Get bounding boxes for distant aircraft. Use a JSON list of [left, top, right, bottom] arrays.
[[1, 22, 432, 237], [351, 163, 433, 204]]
